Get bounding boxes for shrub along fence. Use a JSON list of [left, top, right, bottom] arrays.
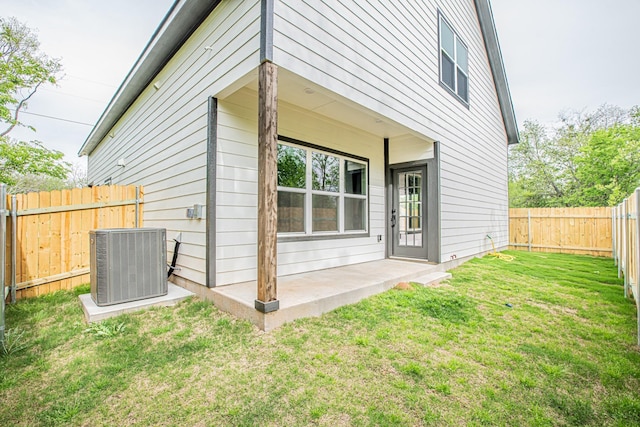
[[1, 185, 143, 301], [509, 207, 613, 257]]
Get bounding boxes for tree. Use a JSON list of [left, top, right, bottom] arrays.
[[569, 124, 640, 206], [509, 105, 640, 208], [7, 161, 85, 194], [0, 138, 69, 191], [1, 16, 62, 136], [508, 120, 572, 207], [0, 17, 69, 192], [277, 144, 306, 188]]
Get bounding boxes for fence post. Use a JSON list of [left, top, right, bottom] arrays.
[[635, 189, 640, 346], [618, 205, 623, 278], [10, 195, 16, 304], [527, 209, 532, 252], [612, 206, 617, 264], [623, 201, 628, 297], [135, 186, 140, 228], [0, 184, 6, 343]]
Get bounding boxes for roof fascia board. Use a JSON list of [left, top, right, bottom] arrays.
[[474, 0, 520, 145], [79, 0, 221, 156]]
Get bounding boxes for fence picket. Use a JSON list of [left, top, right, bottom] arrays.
[[50, 191, 62, 293], [3, 185, 143, 300], [509, 207, 613, 257]]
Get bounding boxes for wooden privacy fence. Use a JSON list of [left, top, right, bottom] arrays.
[[3, 185, 143, 300], [613, 188, 640, 343], [509, 207, 613, 257]]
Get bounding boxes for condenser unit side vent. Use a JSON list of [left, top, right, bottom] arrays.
[[90, 228, 167, 306]]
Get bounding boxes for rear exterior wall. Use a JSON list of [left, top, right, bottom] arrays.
[[273, 0, 510, 260], [88, 0, 510, 287]]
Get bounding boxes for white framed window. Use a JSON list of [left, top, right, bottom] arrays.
[[277, 137, 368, 237], [439, 12, 469, 105]]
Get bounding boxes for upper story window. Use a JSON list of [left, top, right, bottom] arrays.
[[439, 13, 469, 105], [277, 137, 368, 237]]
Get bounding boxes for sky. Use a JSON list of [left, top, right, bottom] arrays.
[[491, 0, 640, 124], [1, 0, 639, 170], [0, 0, 174, 170]]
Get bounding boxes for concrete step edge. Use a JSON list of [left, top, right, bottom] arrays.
[[411, 272, 452, 286]]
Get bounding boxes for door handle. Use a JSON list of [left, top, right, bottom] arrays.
[[391, 209, 396, 227]]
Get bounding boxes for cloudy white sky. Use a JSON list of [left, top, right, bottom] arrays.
[[1, 0, 639, 169], [0, 0, 174, 170]]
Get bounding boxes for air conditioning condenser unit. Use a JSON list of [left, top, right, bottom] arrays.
[[90, 228, 167, 306]]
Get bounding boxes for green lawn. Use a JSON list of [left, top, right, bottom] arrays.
[[2, 251, 640, 426]]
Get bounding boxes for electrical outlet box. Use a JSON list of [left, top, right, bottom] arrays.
[[186, 204, 204, 219]]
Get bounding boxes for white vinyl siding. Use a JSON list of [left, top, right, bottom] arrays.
[[87, 0, 262, 286], [274, 0, 509, 260], [88, 0, 511, 288], [216, 88, 385, 285]]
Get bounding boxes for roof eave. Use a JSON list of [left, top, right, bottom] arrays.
[[474, 0, 519, 145], [78, 0, 221, 157]]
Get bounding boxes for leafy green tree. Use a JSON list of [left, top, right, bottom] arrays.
[[509, 105, 640, 208], [277, 144, 306, 188], [0, 138, 69, 191], [0, 17, 69, 192], [1, 17, 62, 136], [508, 120, 571, 207], [569, 124, 640, 206]]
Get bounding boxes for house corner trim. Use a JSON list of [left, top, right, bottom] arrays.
[[260, 0, 274, 62]]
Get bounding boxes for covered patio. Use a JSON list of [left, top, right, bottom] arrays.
[[206, 259, 451, 331]]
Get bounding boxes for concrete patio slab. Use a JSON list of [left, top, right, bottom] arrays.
[[79, 283, 194, 323], [209, 259, 452, 331]]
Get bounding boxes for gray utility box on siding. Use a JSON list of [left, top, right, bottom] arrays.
[[90, 228, 167, 306]]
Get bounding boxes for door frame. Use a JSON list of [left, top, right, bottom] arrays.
[[384, 140, 441, 263], [391, 166, 428, 258]]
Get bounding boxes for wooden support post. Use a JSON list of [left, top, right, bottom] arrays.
[[255, 61, 279, 313]]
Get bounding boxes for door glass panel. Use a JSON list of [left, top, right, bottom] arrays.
[[397, 171, 423, 248]]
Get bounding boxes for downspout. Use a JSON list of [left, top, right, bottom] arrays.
[[384, 138, 390, 259]]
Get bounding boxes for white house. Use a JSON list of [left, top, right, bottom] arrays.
[[80, 0, 518, 315]]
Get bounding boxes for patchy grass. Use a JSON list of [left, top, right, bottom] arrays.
[[1, 251, 639, 426]]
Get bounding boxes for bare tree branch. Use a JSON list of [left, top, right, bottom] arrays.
[[0, 81, 41, 137]]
